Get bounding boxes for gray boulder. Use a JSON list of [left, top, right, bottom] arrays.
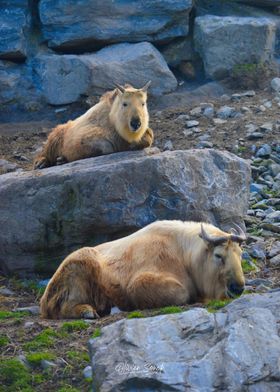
[[39, 0, 193, 52], [89, 292, 280, 392], [32, 43, 177, 102], [0, 61, 39, 107], [0, 149, 250, 276], [194, 16, 276, 79], [0, 1, 30, 60], [235, 0, 280, 7], [81, 42, 178, 96], [33, 55, 91, 105], [0, 159, 19, 175]]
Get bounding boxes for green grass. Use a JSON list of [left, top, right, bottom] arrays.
[[247, 226, 263, 236], [127, 311, 144, 319], [0, 358, 34, 392], [237, 146, 246, 153], [0, 335, 9, 347], [0, 310, 28, 320], [242, 258, 257, 273], [61, 320, 89, 333], [23, 328, 60, 351], [157, 306, 182, 315], [26, 352, 56, 367], [66, 351, 89, 362], [206, 299, 232, 313], [262, 187, 280, 198], [57, 387, 80, 392], [91, 328, 101, 339]]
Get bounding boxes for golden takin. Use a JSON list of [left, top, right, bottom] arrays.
[[34, 82, 154, 169], [40, 220, 246, 319]]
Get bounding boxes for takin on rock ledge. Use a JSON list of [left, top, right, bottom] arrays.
[[34, 82, 154, 169], [40, 220, 246, 319]]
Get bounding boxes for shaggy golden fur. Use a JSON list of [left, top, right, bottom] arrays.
[[34, 83, 153, 169], [40, 220, 245, 319]]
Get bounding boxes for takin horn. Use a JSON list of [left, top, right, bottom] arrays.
[[114, 83, 126, 93], [140, 80, 151, 92], [230, 224, 247, 244], [199, 224, 229, 246]]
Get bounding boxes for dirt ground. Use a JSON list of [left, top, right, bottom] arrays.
[[0, 87, 280, 391]]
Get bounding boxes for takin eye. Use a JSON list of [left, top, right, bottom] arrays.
[[123, 102, 128, 107], [142, 102, 145, 107], [215, 254, 225, 264]]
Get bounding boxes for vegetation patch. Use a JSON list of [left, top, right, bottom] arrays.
[[0, 310, 28, 320], [206, 299, 232, 313], [242, 258, 257, 273], [228, 61, 277, 89], [61, 320, 89, 333], [91, 328, 101, 339], [23, 328, 60, 351], [66, 350, 89, 362], [0, 335, 9, 347], [157, 306, 183, 315], [127, 310, 144, 319], [57, 387, 81, 392], [0, 358, 35, 392], [26, 352, 56, 367], [247, 226, 263, 236]]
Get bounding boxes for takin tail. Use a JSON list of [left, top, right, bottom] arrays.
[[33, 122, 70, 169]]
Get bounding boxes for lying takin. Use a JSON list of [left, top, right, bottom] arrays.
[[34, 82, 154, 169], [40, 220, 246, 319]]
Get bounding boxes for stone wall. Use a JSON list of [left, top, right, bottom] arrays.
[[0, 0, 279, 110]]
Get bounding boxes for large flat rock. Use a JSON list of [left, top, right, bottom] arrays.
[[194, 16, 276, 79], [89, 291, 280, 391], [0, 149, 250, 276], [39, 0, 193, 52]]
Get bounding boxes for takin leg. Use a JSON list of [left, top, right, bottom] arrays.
[[40, 248, 111, 319], [126, 272, 190, 310], [133, 127, 154, 150]]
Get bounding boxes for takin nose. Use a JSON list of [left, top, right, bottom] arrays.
[[228, 281, 245, 296], [130, 117, 141, 131]]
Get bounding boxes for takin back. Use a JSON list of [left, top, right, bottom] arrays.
[[40, 220, 246, 319], [34, 82, 154, 169]]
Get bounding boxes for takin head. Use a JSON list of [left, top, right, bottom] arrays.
[[199, 224, 246, 300], [109, 82, 151, 143]]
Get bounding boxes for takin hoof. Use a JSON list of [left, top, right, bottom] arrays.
[[33, 157, 48, 170], [81, 307, 101, 320], [56, 156, 67, 166]]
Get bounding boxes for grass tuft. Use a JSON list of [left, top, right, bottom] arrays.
[[61, 320, 89, 333], [66, 350, 89, 362], [206, 299, 232, 313], [91, 328, 101, 339], [57, 387, 80, 392], [0, 310, 28, 320], [157, 306, 182, 315], [26, 352, 56, 367], [0, 358, 33, 391], [23, 328, 60, 351], [127, 310, 144, 319], [0, 335, 9, 347], [242, 259, 257, 273]]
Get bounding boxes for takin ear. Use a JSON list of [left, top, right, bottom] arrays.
[[140, 81, 151, 92]]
